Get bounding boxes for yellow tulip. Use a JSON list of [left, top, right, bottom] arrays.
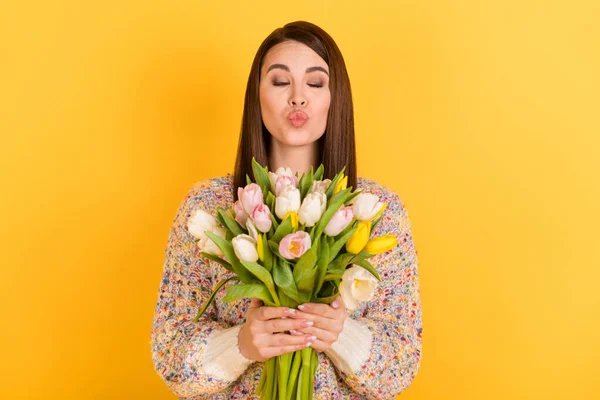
[[346, 220, 371, 254], [284, 211, 299, 230], [257, 234, 264, 262], [364, 234, 398, 255], [334, 175, 348, 194]]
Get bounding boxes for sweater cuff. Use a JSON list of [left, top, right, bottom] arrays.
[[324, 317, 372, 374], [201, 325, 255, 382]]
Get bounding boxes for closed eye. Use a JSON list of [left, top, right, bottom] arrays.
[[273, 82, 323, 88]]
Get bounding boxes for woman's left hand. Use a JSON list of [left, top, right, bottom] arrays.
[[286, 295, 347, 352]]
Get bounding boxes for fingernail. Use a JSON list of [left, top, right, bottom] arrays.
[[332, 300, 339, 308], [290, 329, 298, 335], [302, 321, 314, 327], [306, 342, 312, 347], [298, 304, 306, 310], [287, 308, 296, 314], [308, 335, 317, 341]]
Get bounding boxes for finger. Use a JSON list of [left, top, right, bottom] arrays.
[[331, 295, 343, 310], [263, 342, 313, 359], [265, 318, 313, 333], [257, 306, 296, 321], [267, 333, 315, 348], [305, 338, 328, 352], [292, 325, 338, 344], [297, 302, 339, 319], [286, 311, 333, 330], [249, 298, 264, 308]]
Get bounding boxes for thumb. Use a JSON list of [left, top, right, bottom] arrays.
[[249, 298, 264, 308]]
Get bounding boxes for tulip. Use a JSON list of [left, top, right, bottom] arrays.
[[309, 179, 331, 194], [257, 234, 264, 262], [279, 231, 311, 259], [339, 265, 378, 310], [274, 175, 299, 196], [298, 192, 327, 227], [352, 193, 385, 221], [275, 185, 301, 220], [196, 226, 227, 257], [268, 167, 298, 194], [187, 209, 218, 240], [324, 205, 354, 236], [233, 200, 249, 226], [345, 220, 371, 254], [238, 183, 264, 216], [232, 234, 259, 262], [251, 203, 272, 233], [333, 175, 348, 194], [364, 234, 398, 255]]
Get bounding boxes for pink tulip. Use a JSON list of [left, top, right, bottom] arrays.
[[238, 183, 264, 216], [324, 205, 354, 236], [279, 231, 312, 259], [275, 175, 299, 196], [233, 200, 249, 226], [251, 203, 272, 233]]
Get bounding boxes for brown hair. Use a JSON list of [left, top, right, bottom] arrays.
[[232, 21, 357, 201]]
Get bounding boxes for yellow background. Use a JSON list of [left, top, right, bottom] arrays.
[[1, 0, 598, 399]]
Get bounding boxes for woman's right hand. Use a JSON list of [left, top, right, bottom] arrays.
[[238, 298, 316, 362]]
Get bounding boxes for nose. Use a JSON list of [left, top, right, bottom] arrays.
[[288, 84, 307, 107]]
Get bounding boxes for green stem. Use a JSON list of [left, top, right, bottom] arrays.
[[301, 347, 312, 399], [277, 354, 290, 400], [264, 358, 276, 400], [286, 350, 302, 400]]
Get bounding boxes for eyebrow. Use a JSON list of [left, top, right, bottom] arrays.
[[266, 63, 329, 76]]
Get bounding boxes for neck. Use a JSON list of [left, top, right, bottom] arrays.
[[268, 139, 320, 177]]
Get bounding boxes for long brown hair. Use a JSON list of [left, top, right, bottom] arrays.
[[232, 21, 357, 201]]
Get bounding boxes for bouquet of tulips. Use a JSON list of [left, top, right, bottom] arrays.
[[187, 158, 398, 400]]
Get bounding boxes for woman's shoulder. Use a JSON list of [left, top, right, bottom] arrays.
[[181, 173, 235, 211]]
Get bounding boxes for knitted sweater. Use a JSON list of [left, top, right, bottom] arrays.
[[150, 173, 422, 399]]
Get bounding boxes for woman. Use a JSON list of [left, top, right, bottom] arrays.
[[151, 21, 422, 399]]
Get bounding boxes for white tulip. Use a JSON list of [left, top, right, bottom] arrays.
[[339, 265, 378, 310], [187, 209, 218, 240], [309, 179, 331, 194], [268, 167, 295, 193], [298, 192, 327, 227], [352, 193, 385, 221], [232, 234, 259, 262], [197, 226, 226, 257], [275, 185, 301, 220]]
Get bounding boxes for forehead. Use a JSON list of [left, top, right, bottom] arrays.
[[262, 41, 328, 73]]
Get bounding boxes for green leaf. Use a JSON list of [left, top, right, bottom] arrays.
[[194, 276, 239, 322], [293, 249, 318, 295], [328, 226, 357, 263], [313, 163, 324, 181], [205, 231, 254, 283], [251, 157, 271, 196], [266, 191, 276, 213], [323, 273, 343, 282], [271, 216, 293, 243], [261, 233, 273, 272], [352, 259, 381, 281], [246, 173, 252, 185], [325, 166, 347, 199], [217, 207, 244, 236], [313, 238, 330, 297], [299, 165, 314, 199], [313, 292, 340, 304], [200, 252, 233, 272], [370, 214, 383, 232], [345, 188, 362, 205], [223, 282, 275, 306], [273, 258, 301, 303], [241, 260, 280, 305]]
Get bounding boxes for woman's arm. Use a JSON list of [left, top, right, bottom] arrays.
[[324, 190, 423, 399], [150, 183, 254, 397]]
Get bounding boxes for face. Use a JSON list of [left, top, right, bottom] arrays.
[[259, 40, 331, 148]]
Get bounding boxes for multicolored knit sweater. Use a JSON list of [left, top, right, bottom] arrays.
[[150, 173, 422, 399]]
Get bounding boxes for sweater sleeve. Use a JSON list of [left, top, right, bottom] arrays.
[[328, 190, 423, 399], [150, 183, 254, 397]]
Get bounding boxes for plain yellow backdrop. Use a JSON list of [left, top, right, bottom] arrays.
[[1, 0, 599, 399]]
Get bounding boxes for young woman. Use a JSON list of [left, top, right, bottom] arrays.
[[151, 21, 422, 399]]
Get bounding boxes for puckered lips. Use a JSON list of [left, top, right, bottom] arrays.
[[287, 110, 309, 127]]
